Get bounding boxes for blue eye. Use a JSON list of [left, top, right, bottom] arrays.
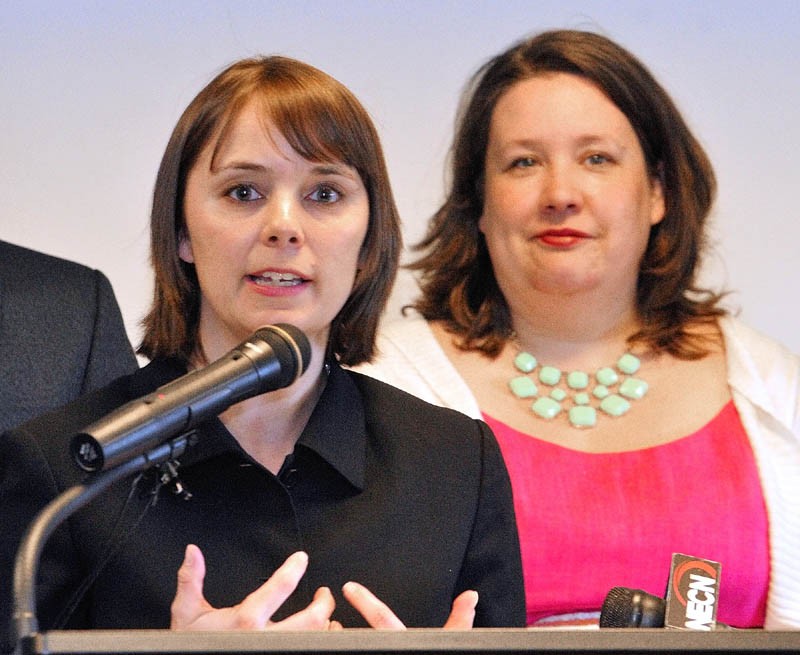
[[308, 185, 341, 203], [511, 157, 536, 169], [226, 184, 263, 202], [587, 154, 609, 165]]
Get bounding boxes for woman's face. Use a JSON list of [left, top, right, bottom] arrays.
[[479, 72, 665, 305], [179, 102, 369, 360]]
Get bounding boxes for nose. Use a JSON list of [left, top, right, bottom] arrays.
[[259, 193, 304, 248], [539, 163, 581, 216]]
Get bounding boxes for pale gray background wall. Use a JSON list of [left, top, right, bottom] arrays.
[[2, 1, 798, 354]]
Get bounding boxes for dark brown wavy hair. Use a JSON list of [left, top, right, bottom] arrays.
[[139, 56, 401, 366], [411, 30, 725, 358]]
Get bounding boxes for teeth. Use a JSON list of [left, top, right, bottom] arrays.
[[252, 272, 304, 287]]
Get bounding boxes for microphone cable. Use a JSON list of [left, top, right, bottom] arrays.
[[51, 457, 187, 629]]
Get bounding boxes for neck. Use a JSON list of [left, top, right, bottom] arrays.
[[218, 353, 328, 474], [507, 287, 643, 367], [193, 325, 330, 475]]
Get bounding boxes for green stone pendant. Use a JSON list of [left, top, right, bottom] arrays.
[[596, 367, 618, 386], [619, 377, 648, 400], [567, 371, 589, 389], [514, 352, 537, 373], [538, 366, 562, 385], [532, 397, 562, 419], [510, 376, 537, 398], [600, 394, 631, 417], [509, 348, 648, 429], [617, 353, 641, 374], [569, 405, 597, 427]]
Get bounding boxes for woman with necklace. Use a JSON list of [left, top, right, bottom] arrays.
[[355, 30, 800, 629]]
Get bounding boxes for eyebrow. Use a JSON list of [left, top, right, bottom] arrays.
[[502, 134, 618, 146], [573, 135, 626, 151], [311, 164, 357, 178], [496, 134, 628, 155], [213, 161, 266, 173], [211, 160, 358, 180]]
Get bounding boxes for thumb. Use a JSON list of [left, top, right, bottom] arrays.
[[443, 590, 478, 629], [170, 544, 210, 628]]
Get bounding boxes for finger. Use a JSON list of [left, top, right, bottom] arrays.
[[342, 581, 405, 630], [443, 590, 479, 629], [269, 586, 336, 631], [235, 551, 309, 626], [171, 544, 211, 629], [328, 620, 344, 631]]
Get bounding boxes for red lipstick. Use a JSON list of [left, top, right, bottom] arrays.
[[535, 228, 590, 248]]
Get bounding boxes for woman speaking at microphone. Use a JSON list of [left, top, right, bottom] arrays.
[[0, 56, 524, 650]]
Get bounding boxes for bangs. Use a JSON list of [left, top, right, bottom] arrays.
[[207, 71, 375, 177], [262, 86, 369, 169]]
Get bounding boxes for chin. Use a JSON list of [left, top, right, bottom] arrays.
[[533, 270, 604, 295]]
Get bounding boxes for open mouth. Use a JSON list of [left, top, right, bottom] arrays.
[[248, 271, 307, 287]]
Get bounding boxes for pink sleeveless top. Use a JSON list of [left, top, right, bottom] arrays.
[[483, 401, 769, 628]]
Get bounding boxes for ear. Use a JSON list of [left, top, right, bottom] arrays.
[[178, 231, 194, 263], [649, 168, 666, 226], [353, 236, 369, 286], [477, 212, 488, 235]]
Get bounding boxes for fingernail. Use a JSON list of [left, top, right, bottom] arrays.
[[288, 552, 308, 570], [183, 544, 195, 566]]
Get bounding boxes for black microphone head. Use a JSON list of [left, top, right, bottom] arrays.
[[600, 587, 665, 628], [264, 324, 311, 374], [69, 324, 312, 473], [245, 324, 311, 391]]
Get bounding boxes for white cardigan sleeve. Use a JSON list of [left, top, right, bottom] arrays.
[[721, 317, 800, 629], [353, 314, 482, 419]]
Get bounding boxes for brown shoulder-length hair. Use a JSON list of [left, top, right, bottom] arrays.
[[411, 29, 725, 358], [138, 56, 401, 366]]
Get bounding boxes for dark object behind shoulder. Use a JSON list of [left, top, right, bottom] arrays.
[[0, 240, 138, 432]]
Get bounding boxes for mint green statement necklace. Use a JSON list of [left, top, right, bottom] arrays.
[[510, 350, 648, 428]]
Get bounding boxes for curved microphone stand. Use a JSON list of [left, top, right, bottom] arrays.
[[12, 433, 193, 653]]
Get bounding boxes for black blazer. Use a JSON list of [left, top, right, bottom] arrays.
[[1, 358, 525, 651], [0, 240, 137, 433]]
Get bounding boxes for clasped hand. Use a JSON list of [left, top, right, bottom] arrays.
[[170, 544, 478, 630]]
